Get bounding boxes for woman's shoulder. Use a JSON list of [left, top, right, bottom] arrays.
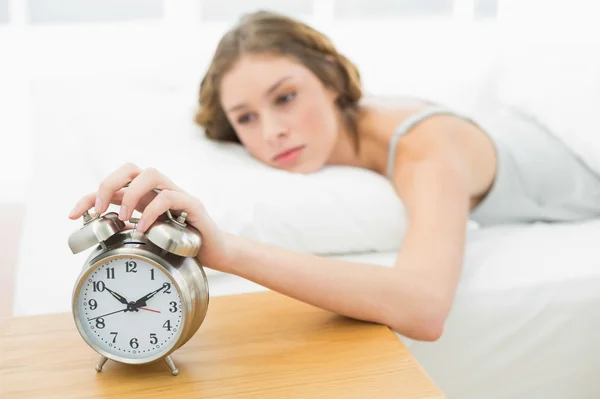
[[363, 95, 498, 202], [360, 94, 487, 145], [356, 94, 441, 143]]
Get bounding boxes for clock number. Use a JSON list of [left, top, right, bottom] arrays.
[[106, 267, 115, 279], [125, 261, 137, 273], [110, 332, 118, 344], [93, 281, 105, 292], [163, 320, 172, 331], [96, 318, 105, 329], [89, 299, 98, 310], [164, 283, 172, 294], [150, 269, 155, 280], [150, 333, 158, 344], [130, 338, 139, 349], [169, 301, 178, 313]]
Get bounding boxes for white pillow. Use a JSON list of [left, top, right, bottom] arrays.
[[101, 135, 411, 255], [184, 143, 410, 255]]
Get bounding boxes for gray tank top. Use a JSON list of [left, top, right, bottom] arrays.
[[386, 105, 476, 180]]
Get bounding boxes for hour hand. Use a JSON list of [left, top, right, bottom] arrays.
[[104, 287, 129, 305]]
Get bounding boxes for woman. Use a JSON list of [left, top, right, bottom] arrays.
[[68, 11, 600, 341]]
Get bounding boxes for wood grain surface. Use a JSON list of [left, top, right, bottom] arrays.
[[1, 290, 446, 398]]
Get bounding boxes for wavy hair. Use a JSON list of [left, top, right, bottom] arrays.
[[195, 10, 363, 149]]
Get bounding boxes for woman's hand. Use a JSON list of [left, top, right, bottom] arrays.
[[68, 163, 232, 270]]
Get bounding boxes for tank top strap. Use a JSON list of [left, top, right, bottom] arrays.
[[386, 106, 467, 180]]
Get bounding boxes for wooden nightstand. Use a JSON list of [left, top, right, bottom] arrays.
[[1, 291, 446, 398]]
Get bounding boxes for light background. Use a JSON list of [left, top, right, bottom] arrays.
[[0, 0, 599, 318]]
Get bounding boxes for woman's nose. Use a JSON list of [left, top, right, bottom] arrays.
[[261, 114, 288, 143]]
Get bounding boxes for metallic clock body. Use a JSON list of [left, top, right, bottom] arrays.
[[69, 207, 209, 376]]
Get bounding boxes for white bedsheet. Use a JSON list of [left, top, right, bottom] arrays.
[[334, 219, 600, 399]]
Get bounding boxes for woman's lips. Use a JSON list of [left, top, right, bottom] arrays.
[[273, 145, 305, 164]]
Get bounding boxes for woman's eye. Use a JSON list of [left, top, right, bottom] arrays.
[[276, 92, 296, 104], [237, 113, 255, 124]]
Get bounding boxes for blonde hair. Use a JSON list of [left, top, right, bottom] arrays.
[[195, 10, 363, 148]]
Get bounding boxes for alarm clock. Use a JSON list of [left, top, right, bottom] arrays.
[[68, 191, 210, 376]]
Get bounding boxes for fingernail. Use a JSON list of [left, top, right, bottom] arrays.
[[68, 207, 77, 218], [119, 205, 128, 220], [95, 195, 103, 213], [137, 220, 145, 232]]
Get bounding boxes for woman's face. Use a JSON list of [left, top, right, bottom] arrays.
[[219, 53, 341, 173]]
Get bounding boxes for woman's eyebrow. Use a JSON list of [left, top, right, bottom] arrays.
[[227, 75, 292, 113]]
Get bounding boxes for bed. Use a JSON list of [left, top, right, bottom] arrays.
[[345, 220, 600, 399]]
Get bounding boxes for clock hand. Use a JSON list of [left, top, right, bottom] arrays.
[[140, 307, 161, 313], [130, 282, 170, 310], [87, 308, 128, 321], [104, 286, 129, 305]]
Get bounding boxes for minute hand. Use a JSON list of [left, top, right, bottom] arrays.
[[88, 308, 128, 321], [131, 283, 169, 310]]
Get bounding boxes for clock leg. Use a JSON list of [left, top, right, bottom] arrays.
[[164, 355, 179, 376], [95, 355, 108, 372]]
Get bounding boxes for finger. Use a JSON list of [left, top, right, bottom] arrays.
[[137, 190, 197, 233], [68, 189, 158, 220], [69, 192, 97, 219], [69, 189, 128, 220], [95, 163, 142, 214], [118, 167, 179, 222]]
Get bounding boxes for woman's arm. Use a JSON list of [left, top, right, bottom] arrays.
[[220, 118, 486, 341]]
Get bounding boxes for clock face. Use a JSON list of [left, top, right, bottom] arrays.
[[75, 256, 184, 361]]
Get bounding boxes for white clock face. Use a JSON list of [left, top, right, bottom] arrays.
[[75, 256, 184, 361]]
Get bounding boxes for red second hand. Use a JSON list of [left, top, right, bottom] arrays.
[[140, 307, 161, 313]]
